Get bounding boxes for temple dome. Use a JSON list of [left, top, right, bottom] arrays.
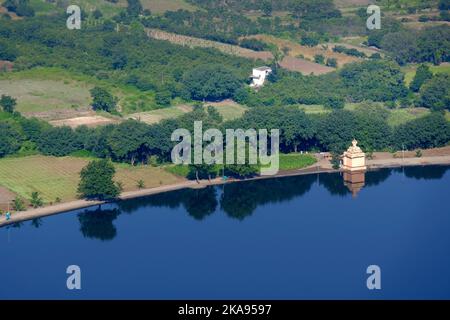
[[347, 139, 363, 154]]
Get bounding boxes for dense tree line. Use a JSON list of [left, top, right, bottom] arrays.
[[370, 24, 450, 65], [1, 103, 448, 162], [238, 60, 408, 107]]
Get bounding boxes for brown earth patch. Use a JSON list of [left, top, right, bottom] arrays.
[[333, 0, 374, 8], [0, 6, 21, 20], [0, 60, 13, 72], [372, 146, 450, 160], [279, 56, 335, 75], [247, 34, 361, 68], [49, 115, 119, 128], [0, 187, 15, 211]]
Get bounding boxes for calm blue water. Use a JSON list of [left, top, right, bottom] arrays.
[[1, 166, 450, 300]]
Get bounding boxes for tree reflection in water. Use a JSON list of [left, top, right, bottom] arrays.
[[79, 166, 449, 240], [78, 207, 121, 241]]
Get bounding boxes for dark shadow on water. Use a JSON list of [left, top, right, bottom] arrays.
[[78, 207, 121, 241], [394, 165, 450, 180], [221, 174, 316, 220]]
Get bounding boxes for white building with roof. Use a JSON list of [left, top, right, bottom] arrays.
[[250, 66, 272, 88]]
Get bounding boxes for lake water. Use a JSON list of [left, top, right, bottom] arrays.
[[1, 165, 450, 300]]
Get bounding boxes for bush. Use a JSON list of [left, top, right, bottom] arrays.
[[301, 34, 320, 47], [240, 39, 267, 51], [90, 87, 117, 112], [13, 196, 25, 211], [314, 54, 325, 65], [326, 58, 337, 68]]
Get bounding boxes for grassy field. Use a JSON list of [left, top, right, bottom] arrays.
[[387, 108, 430, 126], [0, 67, 156, 117], [299, 103, 433, 126], [129, 101, 247, 124], [0, 155, 181, 204], [278, 153, 317, 171], [141, 0, 198, 13], [28, 0, 126, 18], [166, 153, 318, 178], [403, 63, 450, 86]]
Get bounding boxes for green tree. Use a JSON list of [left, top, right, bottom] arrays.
[[183, 64, 242, 101], [13, 196, 25, 211], [127, 0, 143, 17], [340, 60, 408, 102], [317, 110, 357, 152], [439, 0, 450, 10], [0, 94, 17, 113], [188, 164, 218, 182], [261, 0, 272, 16], [394, 112, 450, 149], [326, 58, 337, 68], [314, 54, 325, 65], [30, 191, 43, 208], [419, 74, 450, 110], [92, 9, 103, 20], [410, 64, 433, 92], [137, 179, 145, 189], [78, 159, 120, 201], [90, 87, 117, 112], [155, 89, 172, 106], [0, 122, 22, 157], [224, 164, 258, 179]]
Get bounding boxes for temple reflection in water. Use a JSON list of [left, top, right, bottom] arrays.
[[343, 171, 366, 197]]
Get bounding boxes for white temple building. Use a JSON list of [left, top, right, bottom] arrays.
[[250, 66, 272, 88]]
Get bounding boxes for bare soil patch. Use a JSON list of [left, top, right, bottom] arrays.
[[249, 34, 361, 68], [0, 60, 13, 72], [50, 115, 119, 128], [373, 147, 450, 160], [0, 6, 21, 20], [280, 56, 335, 75], [0, 187, 15, 211]]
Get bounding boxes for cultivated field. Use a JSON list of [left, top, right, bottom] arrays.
[[279, 56, 335, 75], [0, 156, 181, 204], [146, 29, 273, 61]]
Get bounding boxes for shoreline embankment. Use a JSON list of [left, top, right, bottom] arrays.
[[1, 154, 450, 228]]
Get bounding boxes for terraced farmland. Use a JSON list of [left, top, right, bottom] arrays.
[[0, 156, 181, 203], [146, 29, 273, 61]]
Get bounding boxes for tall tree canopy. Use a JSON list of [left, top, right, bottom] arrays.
[[78, 159, 120, 201], [183, 64, 242, 101]]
